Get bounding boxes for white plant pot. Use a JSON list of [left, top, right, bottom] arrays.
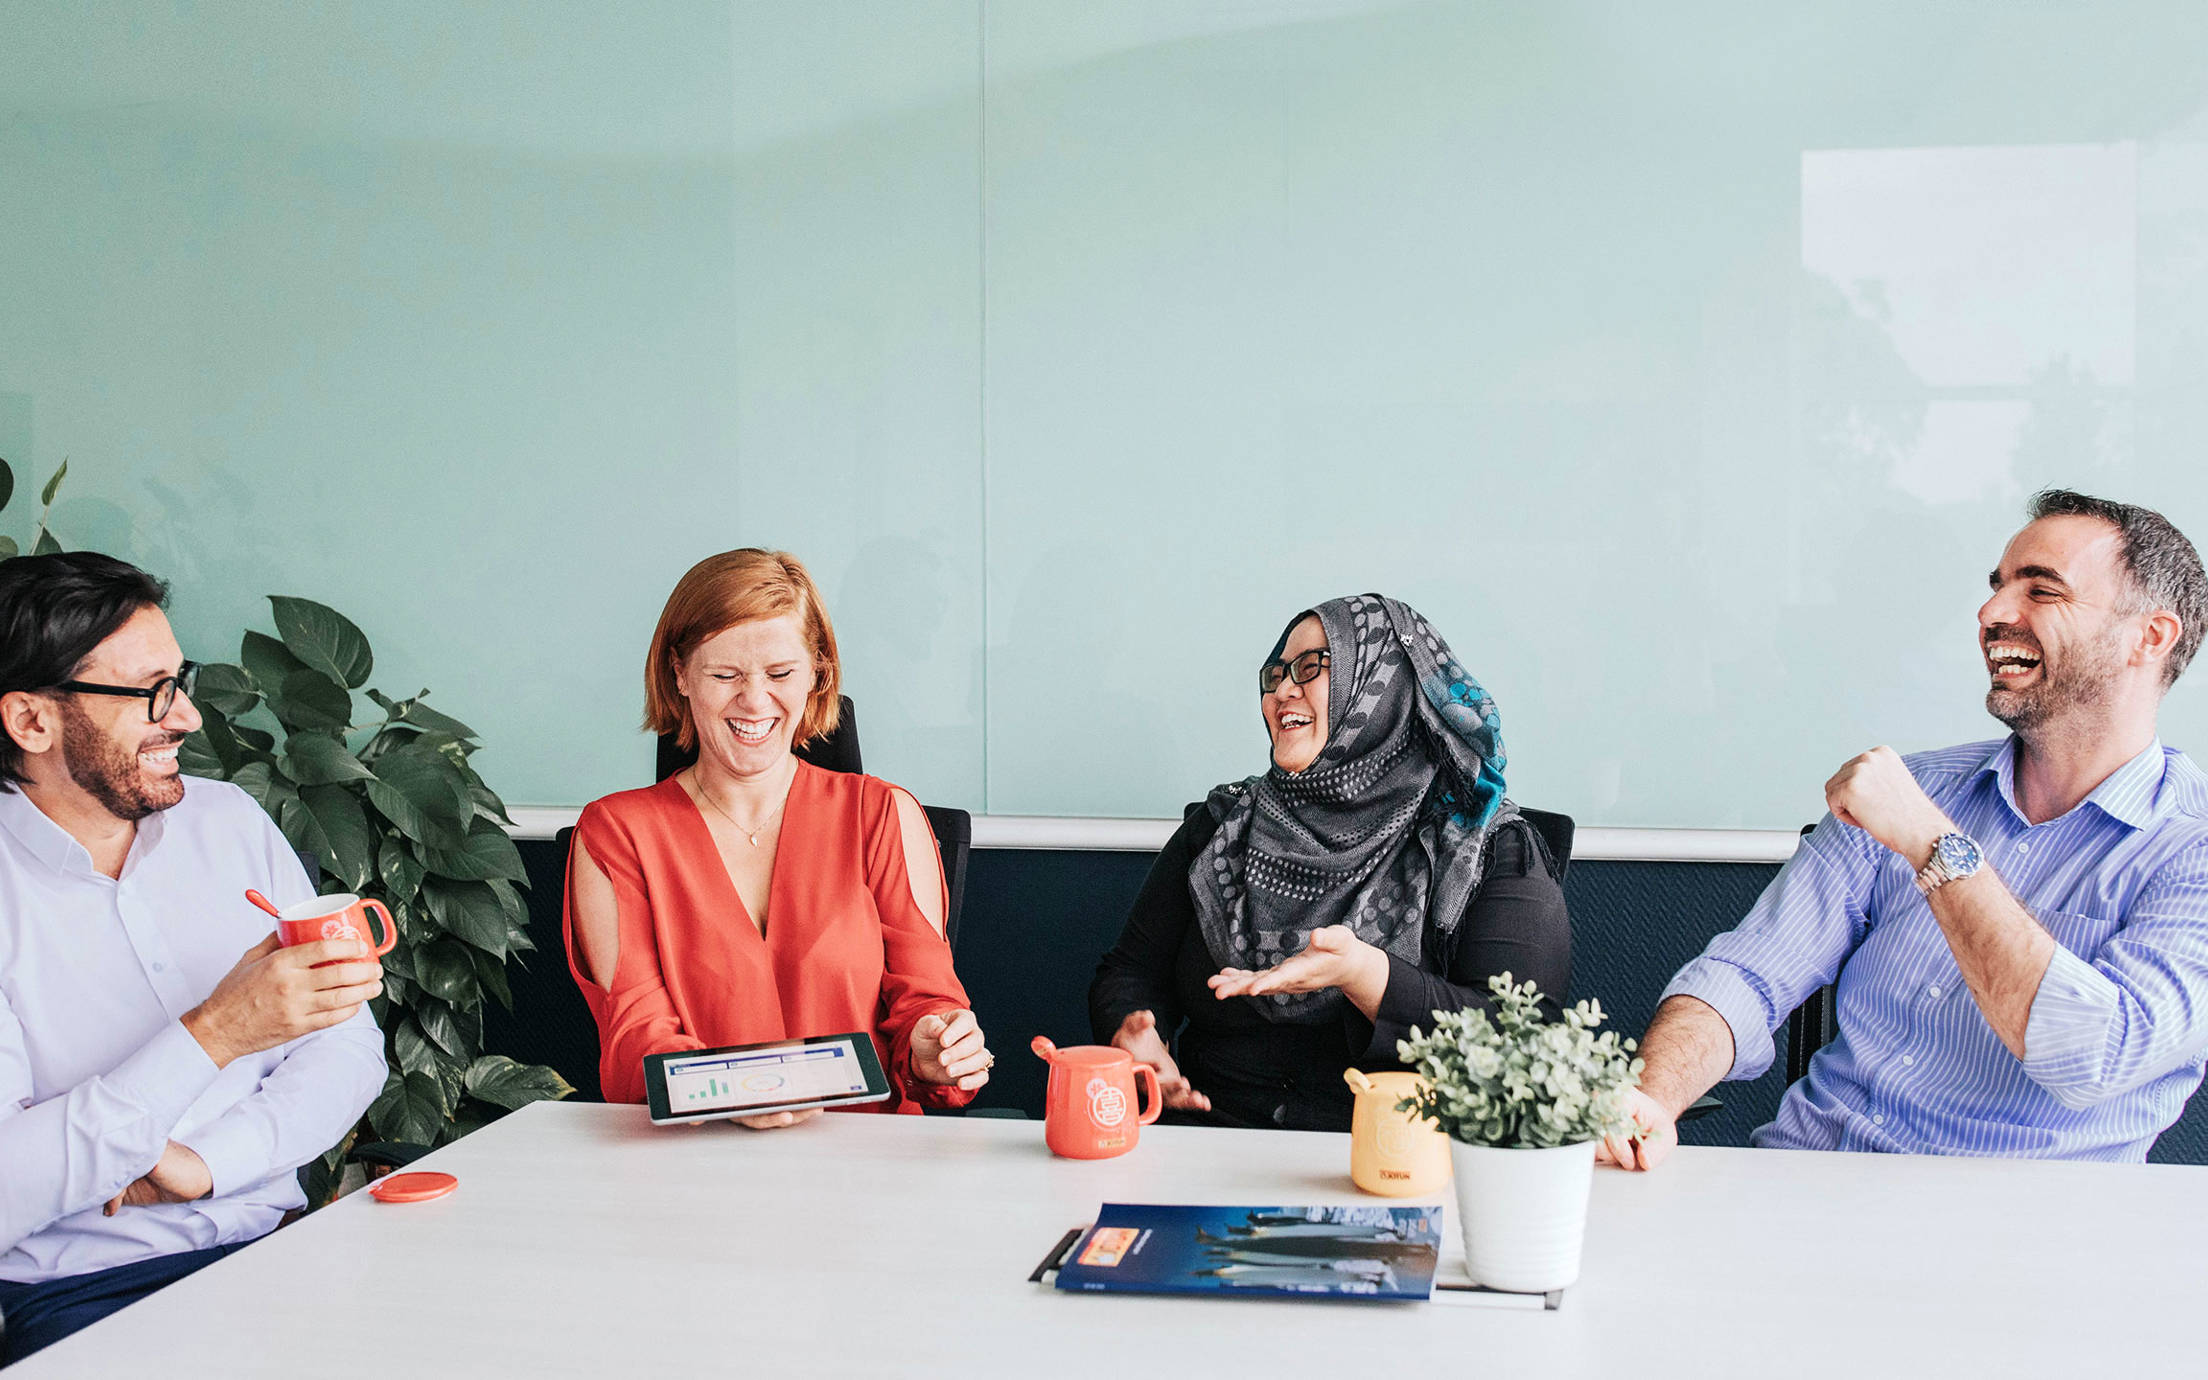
[[1448, 1138, 1596, 1292]]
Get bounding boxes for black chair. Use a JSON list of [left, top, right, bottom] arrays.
[[651, 698, 971, 949], [1519, 807, 1575, 884], [655, 694, 864, 780], [1783, 823, 1838, 1088]]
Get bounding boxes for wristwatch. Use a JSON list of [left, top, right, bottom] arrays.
[[1915, 831, 1984, 897]]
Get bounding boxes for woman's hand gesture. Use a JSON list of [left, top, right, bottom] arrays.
[[1111, 1009, 1211, 1112], [1206, 926, 1390, 1019], [913, 1008, 993, 1090]]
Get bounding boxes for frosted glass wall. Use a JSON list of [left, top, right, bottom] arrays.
[[5, 2, 2206, 827]]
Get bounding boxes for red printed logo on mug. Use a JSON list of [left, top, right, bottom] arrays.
[[268, 893, 398, 964]]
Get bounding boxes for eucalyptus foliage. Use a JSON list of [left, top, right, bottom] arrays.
[[181, 600, 574, 1200], [1396, 975, 1643, 1149]]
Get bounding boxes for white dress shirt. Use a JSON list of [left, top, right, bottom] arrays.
[[0, 777, 387, 1283]]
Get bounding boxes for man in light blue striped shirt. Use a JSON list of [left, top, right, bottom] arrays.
[[1606, 490, 2208, 1167]]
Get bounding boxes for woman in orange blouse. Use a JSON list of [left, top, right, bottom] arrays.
[[564, 549, 992, 1124]]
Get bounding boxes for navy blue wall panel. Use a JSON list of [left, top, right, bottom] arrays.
[[500, 837, 2208, 1162]]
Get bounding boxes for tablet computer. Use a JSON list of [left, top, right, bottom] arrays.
[[644, 1033, 893, 1126]]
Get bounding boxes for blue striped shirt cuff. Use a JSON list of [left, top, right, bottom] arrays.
[[1660, 957, 1777, 1082], [2023, 945, 2119, 1108]]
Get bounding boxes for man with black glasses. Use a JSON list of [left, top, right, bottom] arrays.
[[0, 553, 386, 1365]]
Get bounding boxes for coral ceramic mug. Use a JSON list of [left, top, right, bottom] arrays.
[[1031, 1036, 1162, 1159], [1345, 1068, 1451, 1197], [274, 893, 398, 962]]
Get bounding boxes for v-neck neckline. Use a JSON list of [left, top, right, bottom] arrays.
[[666, 762, 809, 943]]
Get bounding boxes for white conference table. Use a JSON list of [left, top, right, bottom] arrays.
[[20, 1101, 2206, 1378]]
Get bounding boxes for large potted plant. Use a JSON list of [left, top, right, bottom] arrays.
[[1, 456, 571, 1202], [1396, 974, 1642, 1292]]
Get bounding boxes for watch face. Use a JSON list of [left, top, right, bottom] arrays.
[[1936, 833, 1982, 874]]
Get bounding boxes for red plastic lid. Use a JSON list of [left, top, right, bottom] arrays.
[[369, 1171, 458, 1204]]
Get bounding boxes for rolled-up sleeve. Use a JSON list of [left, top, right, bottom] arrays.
[[2023, 841, 2208, 1109], [1659, 816, 1880, 1082]]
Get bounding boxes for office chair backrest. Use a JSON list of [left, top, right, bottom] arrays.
[[654, 695, 969, 947], [655, 695, 862, 780], [1784, 822, 1837, 1087], [1181, 801, 1576, 885]]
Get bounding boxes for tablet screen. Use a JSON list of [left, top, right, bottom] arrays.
[[659, 1038, 875, 1115]]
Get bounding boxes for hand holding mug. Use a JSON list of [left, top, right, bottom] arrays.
[[912, 1009, 993, 1090], [183, 933, 383, 1068]]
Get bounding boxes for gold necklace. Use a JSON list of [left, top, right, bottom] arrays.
[[691, 768, 792, 846]]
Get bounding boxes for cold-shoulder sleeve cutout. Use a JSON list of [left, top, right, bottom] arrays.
[[888, 786, 948, 937]]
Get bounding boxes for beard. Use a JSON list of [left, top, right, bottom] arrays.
[[59, 699, 186, 821], [1985, 619, 2128, 736]]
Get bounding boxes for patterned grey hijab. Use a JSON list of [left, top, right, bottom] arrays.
[[1190, 594, 1514, 1024]]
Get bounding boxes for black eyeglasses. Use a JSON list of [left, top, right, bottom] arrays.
[[1258, 648, 1329, 694], [55, 661, 201, 722]]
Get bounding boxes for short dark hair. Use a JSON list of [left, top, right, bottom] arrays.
[[0, 553, 171, 790], [2027, 488, 2206, 687]]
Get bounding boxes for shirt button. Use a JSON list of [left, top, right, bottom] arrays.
[[1902, 1054, 1914, 1066], [1928, 984, 1942, 998], [151, 962, 165, 973], [2016, 842, 2030, 855], [1873, 1114, 1886, 1126]]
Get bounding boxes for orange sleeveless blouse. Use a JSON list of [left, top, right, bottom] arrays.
[[563, 763, 977, 1113]]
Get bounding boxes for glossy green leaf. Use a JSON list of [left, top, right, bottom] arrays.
[[470, 945, 514, 1011], [394, 696, 478, 741], [192, 662, 259, 717], [378, 835, 425, 902], [270, 596, 373, 690], [280, 732, 373, 786], [464, 1055, 573, 1110], [0, 457, 12, 511], [277, 793, 332, 871], [38, 458, 66, 507], [421, 876, 510, 954], [366, 745, 471, 848], [299, 784, 375, 892], [276, 669, 351, 733], [239, 630, 306, 694], [0, 535, 16, 560], [414, 992, 478, 1061], [421, 820, 527, 883], [30, 528, 59, 557], [393, 1016, 442, 1079], [468, 783, 515, 826], [366, 1068, 447, 1146], [412, 938, 479, 1006], [177, 731, 226, 778], [230, 761, 300, 818], [233, 723, 277, 754]]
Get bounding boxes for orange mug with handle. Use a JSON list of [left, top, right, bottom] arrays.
[[271, 892, 398, 963], [1031, 1036, 1162, 1159]]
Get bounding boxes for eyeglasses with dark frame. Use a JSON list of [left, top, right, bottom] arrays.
[[54, 661, 202, 723], [1258, 648, 1329, 695]]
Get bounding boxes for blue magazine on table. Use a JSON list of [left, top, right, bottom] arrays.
[[1053, 1204, 1442, 1301]]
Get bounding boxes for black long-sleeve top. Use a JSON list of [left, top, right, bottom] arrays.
[[1088, 809, 1571, 1133]]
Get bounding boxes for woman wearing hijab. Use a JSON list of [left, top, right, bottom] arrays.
[[1088, 594, 1570, 1132]]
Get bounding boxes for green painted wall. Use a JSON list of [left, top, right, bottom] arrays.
[[5, 1, 2206, 826]]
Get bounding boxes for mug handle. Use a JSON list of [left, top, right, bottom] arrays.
[[359, 899, 399, 956], [1133, 1063, 1163, 1125]]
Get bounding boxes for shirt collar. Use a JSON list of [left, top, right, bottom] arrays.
[[0, 784, 98, 876], [1974, 734, 2166, 830]]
